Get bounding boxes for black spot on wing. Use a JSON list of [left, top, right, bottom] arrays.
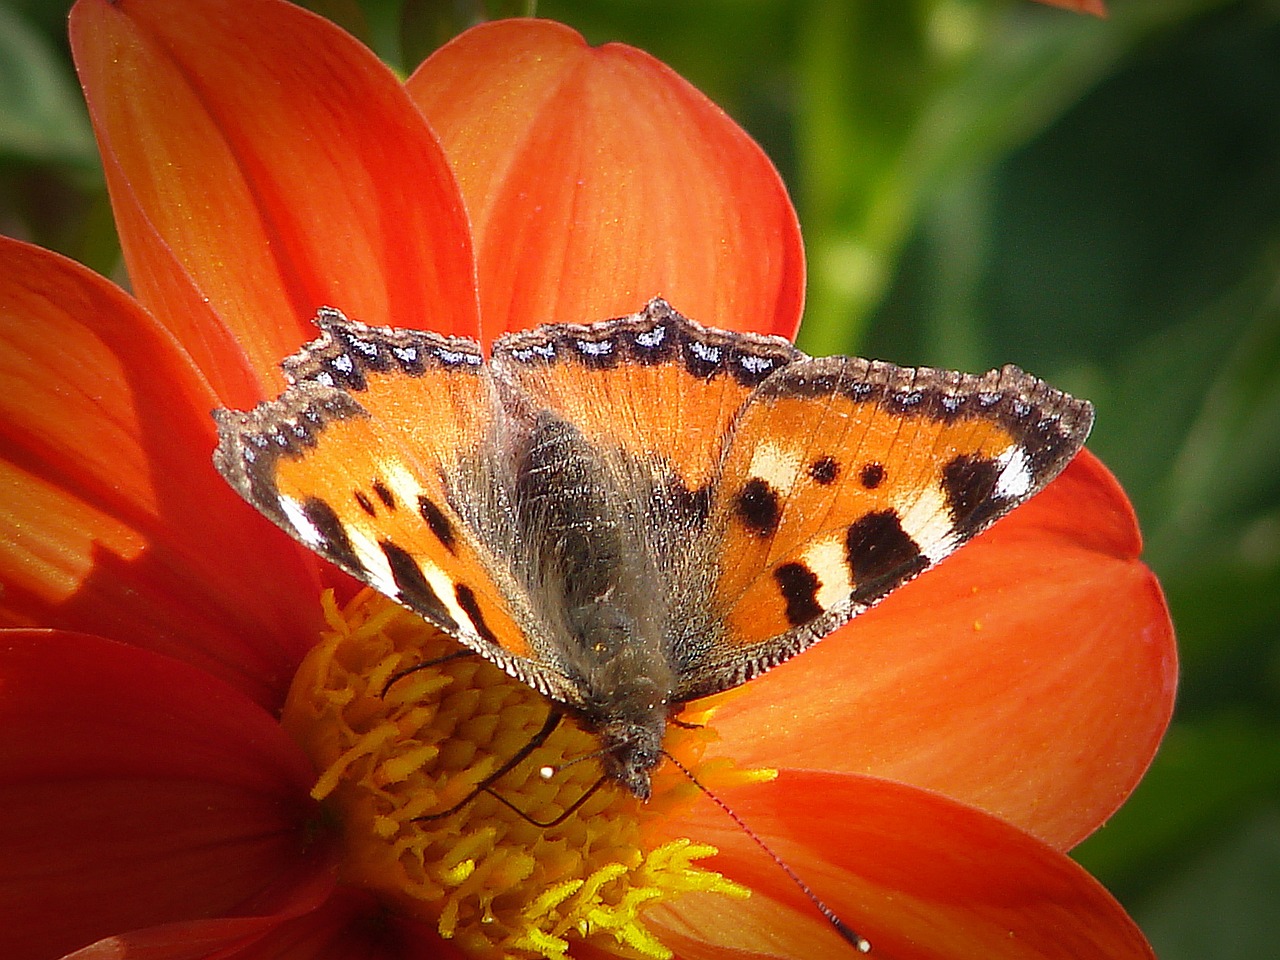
[[418, 496, 457, 552], [734, 478, 781, 536], [941, 454, 1004, 530], [317, 349, 367, 392], [809, 456, 839, 485], [354, 490, 376, 517], [372, 479, 396, 510], [845, 510, 926, 594], [668, 479, 712, 526], [454, 583, 499, 647], [301, 497, 362, 573], [859, 462, 885, 489], [379, 539, 459, 633], [681, 336, 726, 380], [728, 345, 789, 387], [774, 562, 824, 627]]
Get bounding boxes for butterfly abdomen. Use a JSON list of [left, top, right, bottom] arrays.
[[505, 410, 677, 795]]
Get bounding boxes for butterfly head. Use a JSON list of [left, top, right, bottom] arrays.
[[562, 601, 676, 802], [594, 711, 666, 801]]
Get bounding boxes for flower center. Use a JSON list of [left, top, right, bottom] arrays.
[[283, 590, 764, 959]]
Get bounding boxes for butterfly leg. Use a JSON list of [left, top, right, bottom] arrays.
[[483, 774, 610, 828], [380, 648, 478, 698], [414, 708, 564, 821]]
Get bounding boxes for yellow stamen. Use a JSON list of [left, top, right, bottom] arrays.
[[283, 589, 762, 958]]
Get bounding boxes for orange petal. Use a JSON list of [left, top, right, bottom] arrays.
[[709, 451, 1176, 851], [407, 19, 804, 340], [648, 771, 1153, 960], [70, 0, 478, 406], [0, 237, 323, 710], [0, 630, 332, 960]]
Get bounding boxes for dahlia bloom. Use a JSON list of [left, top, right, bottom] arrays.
[[0, 2, 1171, 959]]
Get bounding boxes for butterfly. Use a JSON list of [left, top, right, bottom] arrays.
[[213, 297, 1093, 801]]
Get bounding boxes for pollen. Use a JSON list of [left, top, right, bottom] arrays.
[[282, 590, 759, 959]]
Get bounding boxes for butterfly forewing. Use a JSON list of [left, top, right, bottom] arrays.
[[213, 310, 578, 700], [675, 357, 1094, 702]]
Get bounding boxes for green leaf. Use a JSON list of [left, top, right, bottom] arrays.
[[1139, 807, 1280, 960], [0, 4, 95, 166]]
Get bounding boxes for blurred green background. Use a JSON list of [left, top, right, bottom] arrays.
[[3, 0, 1278, 956]]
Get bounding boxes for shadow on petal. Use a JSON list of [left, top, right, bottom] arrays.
[[0, 631, 331, 960], [0, 238, 324, 709]]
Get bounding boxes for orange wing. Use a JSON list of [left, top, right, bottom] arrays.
[[491, 299, 801, 495], [213, 308, 575, 702], [675, 357, 1094, 701]]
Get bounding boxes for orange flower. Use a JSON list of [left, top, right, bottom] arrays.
[[0, 3, 1171, 959]]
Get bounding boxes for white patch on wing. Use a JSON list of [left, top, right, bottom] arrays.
[[748, 441, 803, 491], [894, 484, 957, 564], [994, 446, 1034, 500], [346, 527, 401, 600], [421, 563, 477, 638], [279, 496, 323, 549], [801, 536, 853, 610], [381, 460, 423, 509]]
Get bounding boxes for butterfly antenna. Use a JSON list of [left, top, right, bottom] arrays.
[[414, 708, 563, 822], [662, 752, 872, 954], [380, 649, 476, 698]]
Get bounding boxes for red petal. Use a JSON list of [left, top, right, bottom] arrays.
[[70, 0, 478, 405], [66, 910, 326, 960], [0, 238, 323, 710], [200, 889, 471, 960], [0, 631, 331, 960], [649, 771, 1153, 960], [69, 889, 470, 960], [407, 19, 804, 340], [709, 451, 1176, 850]]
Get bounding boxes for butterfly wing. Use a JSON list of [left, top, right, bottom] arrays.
[[675, 356, 1095, 702], [492, 298, 802, 494], [213, 308, 581, 702]]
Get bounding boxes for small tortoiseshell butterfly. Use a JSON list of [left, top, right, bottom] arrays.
[[214, 298, 1093, 799]]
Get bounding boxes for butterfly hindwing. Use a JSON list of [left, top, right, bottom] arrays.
[[673, 355, 1094, 702], [213, 309, 582, 702]]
